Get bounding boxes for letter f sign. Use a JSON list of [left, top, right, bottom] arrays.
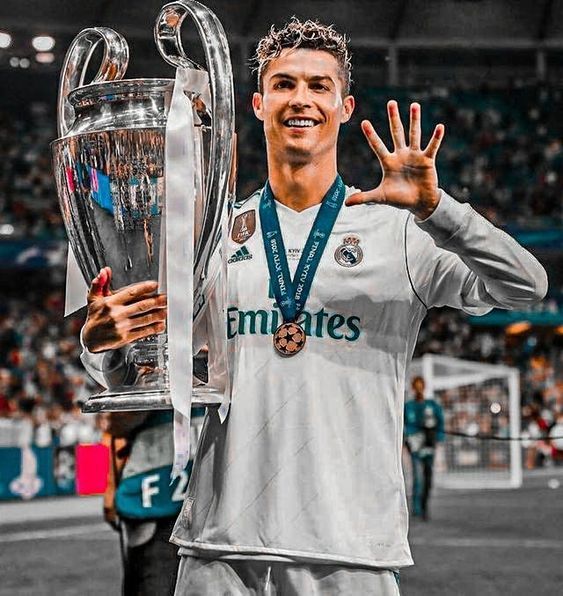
[[141, 473, 160, 508]]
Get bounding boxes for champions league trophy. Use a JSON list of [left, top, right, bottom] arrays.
[[52, 1, 235, 413]]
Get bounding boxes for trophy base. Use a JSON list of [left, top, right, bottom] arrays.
[[81, 386, 223, 413]]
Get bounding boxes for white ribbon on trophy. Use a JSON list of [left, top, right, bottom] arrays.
[[165, 66, 211, 477]]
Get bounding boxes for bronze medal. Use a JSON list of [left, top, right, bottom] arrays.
[[273, 322, 306, 357]]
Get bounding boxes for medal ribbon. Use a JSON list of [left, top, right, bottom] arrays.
[[259, 175, 345, 324]]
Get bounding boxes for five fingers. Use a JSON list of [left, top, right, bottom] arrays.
[[345, 188, 385, 207], [424, 123, 445, 160], [409, 103, 421, 150], [387, 100, 406, 150], [85, 268, 168, 351], [117, 280, 161, 305], [88, 266, 112, 301], [128, 310, 167, 332], [364, 100, 444, 158], [122, 294, 167, 317], [361, 120, 389, 164], [126, 322, 167, 344], [89, 270, 161, 307]]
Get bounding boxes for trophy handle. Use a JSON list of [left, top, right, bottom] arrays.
[[57, 27, 129, 138], [155, 0, 235, 292]]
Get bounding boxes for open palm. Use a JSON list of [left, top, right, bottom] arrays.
[[346, 101, 444, 220]]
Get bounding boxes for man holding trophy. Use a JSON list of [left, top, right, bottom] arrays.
[[71, 12, 547, 596]]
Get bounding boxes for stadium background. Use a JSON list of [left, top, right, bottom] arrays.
[[0, 0, 562, 594]]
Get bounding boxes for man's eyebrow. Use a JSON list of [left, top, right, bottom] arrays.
[[269, 73, 296, 81], [309, 75, 335, 84], [268, 73, 335, 84]]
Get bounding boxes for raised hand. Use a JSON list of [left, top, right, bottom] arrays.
[[82, 267, 167, 353], [345, 100, 444, 220]]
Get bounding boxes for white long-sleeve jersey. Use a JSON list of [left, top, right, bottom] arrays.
[[82, 188, 547, 569]]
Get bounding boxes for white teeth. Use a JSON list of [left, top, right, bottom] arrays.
[[286, 119, 315, 127]]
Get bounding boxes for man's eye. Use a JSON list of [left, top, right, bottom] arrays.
[[274, 81, 292, 89], [311, 83, 328, 91]]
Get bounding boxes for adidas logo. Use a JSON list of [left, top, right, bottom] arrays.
[[228, 245, 253, 264]]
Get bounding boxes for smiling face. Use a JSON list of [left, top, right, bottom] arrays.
[[252, 48, 355, 167]]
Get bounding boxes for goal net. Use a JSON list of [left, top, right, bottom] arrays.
[[407, 354, 522, 489]]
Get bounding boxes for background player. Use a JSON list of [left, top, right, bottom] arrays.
[[404, 375, 445, 521], [103, 411, 182, 596]]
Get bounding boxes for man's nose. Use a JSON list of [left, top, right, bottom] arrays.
[[288, 83, 311, 108]]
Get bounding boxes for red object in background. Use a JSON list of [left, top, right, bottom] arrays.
[[8, 348, 22, 367], [75, 444, 109, 495], [0, 395, 17, 416]]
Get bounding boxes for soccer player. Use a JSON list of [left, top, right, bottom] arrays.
[[404, 376, 445, 520], [80, 19, 547, 595], [102, 409, 205, 596], [103, 411, 181, 596]]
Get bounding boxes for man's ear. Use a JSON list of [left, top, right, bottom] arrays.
[[341, 95, 355, 124], [252, 92, 264, 121]]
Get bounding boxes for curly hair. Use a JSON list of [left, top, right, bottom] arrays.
[[253, 18, 352, 96]]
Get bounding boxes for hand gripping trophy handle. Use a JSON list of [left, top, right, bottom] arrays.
[[155, 0, 235, 305]]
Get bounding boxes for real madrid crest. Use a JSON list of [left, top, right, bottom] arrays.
[[232, 210, 256, 244], [334, 235, 363, 267]]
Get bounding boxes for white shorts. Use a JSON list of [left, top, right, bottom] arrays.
[[174, 555, 401, 595]]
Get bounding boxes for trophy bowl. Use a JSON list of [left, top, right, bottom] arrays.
[[52, 1, 234, 412]]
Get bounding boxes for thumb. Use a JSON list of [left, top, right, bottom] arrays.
[[345, 187, 386, 207], [88, 267, 112, 302]]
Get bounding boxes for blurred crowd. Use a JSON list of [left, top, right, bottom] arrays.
[[0, 103, 66, 240], [520, 353, 563, 467], [0, 83, 562, 466], [0, 287, 101, 448], [415, 308, 563, 468], [1, 83, 562, 240]]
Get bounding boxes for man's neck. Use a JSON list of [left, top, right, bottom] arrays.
[[267, 155, 338, 212]]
